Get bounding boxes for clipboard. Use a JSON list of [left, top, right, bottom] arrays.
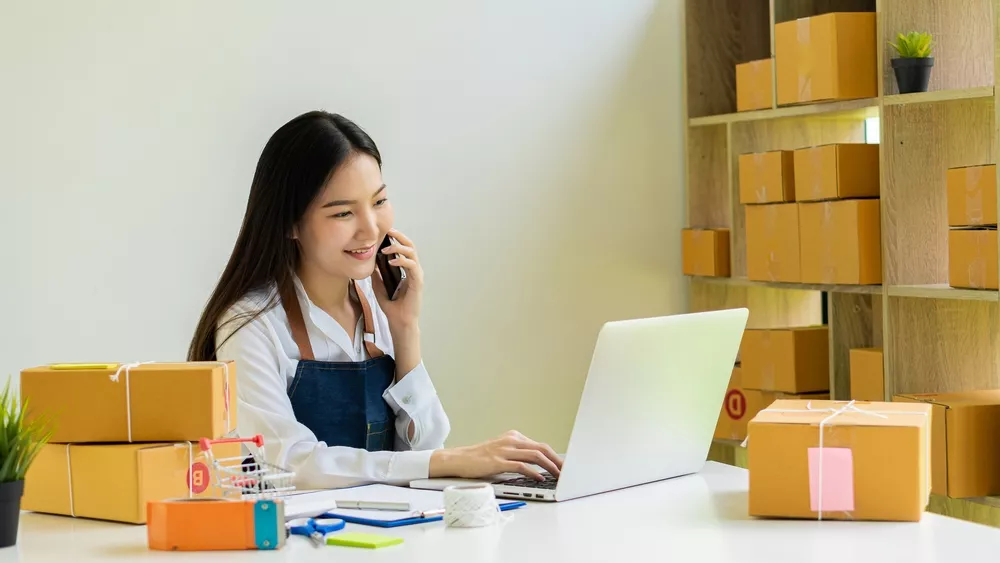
[[321, 500, 527, 528]]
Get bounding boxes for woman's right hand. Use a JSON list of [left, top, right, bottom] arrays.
[[429, 430, 563, 481]]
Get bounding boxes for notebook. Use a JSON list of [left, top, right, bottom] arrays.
[[280, 484, 526, 527]]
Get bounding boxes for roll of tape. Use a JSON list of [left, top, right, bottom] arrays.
[[443, 484, 502, 528]]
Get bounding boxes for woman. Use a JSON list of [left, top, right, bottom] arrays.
[[188, 110, 562, 490]]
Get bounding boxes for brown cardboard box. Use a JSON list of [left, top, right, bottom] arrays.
[[20, 362, 237, 443], [948, 229, 998, 290], [22, 442, 242, 524], [738, 151, 795, 204], [748, 399, 932, 521], [745, 203, 800, 282], [947, 164, 997, 227], [736, 58, 773, 112], [793, 144, 880, 202], [715, 366, 829, 441], [894, 390, 1000, 498], [799, 199, 882, 285], [774, 12, 877, 106], [849, 348, 884, 402], [681, 228, 730, 277], [741, 327, 829, 393]]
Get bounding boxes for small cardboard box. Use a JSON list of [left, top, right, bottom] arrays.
[[849, 348, 884, 402], [793, 144, 880, 202], [948, 228, 998, 290], [748, 399, 932, 522], [736, 58, 773, 112], [798, 199, 882, 285], [23, 442, 242, 524], [20, 362, 237, 444], [775, 12, 877, 106], [738, 151, 795, 204], [681, 228, 730, 277], [894, 390, 1000, 498], [741, 327, 829, 394], [715, 367, 829, 441], [947, 164, 997, 227], [745, 203, 800, 282]]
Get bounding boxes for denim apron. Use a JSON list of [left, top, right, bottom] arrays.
[[279, 280, 397, 452]]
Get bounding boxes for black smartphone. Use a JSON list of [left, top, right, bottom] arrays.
[[376, 235, 405, 300]]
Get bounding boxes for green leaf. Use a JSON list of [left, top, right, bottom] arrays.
[[889, 30, 933, 58], [0, 379, 52, 483]]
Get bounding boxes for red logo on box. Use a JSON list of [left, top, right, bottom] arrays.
[[187, 462, 210, 494], [725, 389, 746, 420]]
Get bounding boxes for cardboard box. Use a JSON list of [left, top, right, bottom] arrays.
[[793, 144, 880, 202], [947, 164, 997, 227], [894, 390, 1000, 498], [738, 151, 795, 204], [23, 441, 242, 524], [20, 361, 237, 443], [745, 203, 800, 282], [849, 348, 884, 402], [948, 229, 998, 290], [748, 399, 932, 522], [736, 58, 773, 112], [741, 327, 829, 394], [799, 199, 882, 285], [775, 12, 877, 106], [715, 367, 829, 441], [681, 228, 730, 277]]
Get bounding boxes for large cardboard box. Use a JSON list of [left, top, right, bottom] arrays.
[[715, 367, 829, 441], [681, 228, 730, 277], [947, 164, 997, 227], [741, 327, 829, 394], [793, 144, 880, 202], [20, 362, 236, 443], [799, 199, 882, 285], [736, 58, 773, 112], [738, 150, 795, 204], [849, 348, 884, 402], [894, 390, 1000, 498], [774, 12, 877, 106], [745, 203, 800, 282], [748, 400, 932, 522], [948, 228, 998, 290], [23, 442, 242, 524]]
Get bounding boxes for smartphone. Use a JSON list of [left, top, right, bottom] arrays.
[[376, 235, 406, 300]]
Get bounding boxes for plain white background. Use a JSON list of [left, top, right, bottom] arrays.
[[0, 0, 686, 451]]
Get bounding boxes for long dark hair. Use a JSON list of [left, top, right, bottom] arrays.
[[187, 111, 382, 362]]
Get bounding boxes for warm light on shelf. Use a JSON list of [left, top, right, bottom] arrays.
[[864, 117, 880, 143]]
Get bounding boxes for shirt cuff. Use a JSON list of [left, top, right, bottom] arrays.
[[387, 448, 435, 483], [383, 360, 438, 416]]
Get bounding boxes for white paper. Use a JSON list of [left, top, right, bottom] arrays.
[[279, 484, 451, 521]]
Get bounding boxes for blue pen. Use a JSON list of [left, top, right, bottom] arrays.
[[286, 517, 346, 548]]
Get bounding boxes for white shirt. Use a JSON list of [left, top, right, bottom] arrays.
[[215, 276, 451, 490]]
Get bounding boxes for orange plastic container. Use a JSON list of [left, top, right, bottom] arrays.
[[147, 498, 286, 551]]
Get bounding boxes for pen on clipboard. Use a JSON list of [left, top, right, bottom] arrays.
[[335, 500, 411, 511]]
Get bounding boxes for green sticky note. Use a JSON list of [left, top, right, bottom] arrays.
[[326, 532, 403, 549]]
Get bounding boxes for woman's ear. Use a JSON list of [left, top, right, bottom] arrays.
[[290, 225, 299, 240]]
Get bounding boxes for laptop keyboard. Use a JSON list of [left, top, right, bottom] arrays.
[[498, 473, 558, 490]]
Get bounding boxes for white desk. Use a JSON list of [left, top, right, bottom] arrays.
[[3, 462, 999, 562]]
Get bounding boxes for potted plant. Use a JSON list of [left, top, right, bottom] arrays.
[[0, 381, 51, 548], [889, 31, 934, 94]]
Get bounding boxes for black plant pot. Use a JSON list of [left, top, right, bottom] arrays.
[[0, 481, 23, 548], [891, 57, 934, 94]]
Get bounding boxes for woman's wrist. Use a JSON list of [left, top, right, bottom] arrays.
[[390, 325, 421, 379], [429, 447, 458, 478]]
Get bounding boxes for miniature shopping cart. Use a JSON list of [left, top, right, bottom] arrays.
[[198, 434, 297, 499]]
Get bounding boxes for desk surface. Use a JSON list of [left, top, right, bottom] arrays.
[[3, 462, 999, 562]]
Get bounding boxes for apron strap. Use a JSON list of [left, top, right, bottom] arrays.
[[279, 279, 385, 362]]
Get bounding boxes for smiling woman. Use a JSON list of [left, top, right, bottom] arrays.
[[186, 111, 562, 490]]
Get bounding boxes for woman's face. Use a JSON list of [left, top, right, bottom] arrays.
[[295, 152, 394, 281]]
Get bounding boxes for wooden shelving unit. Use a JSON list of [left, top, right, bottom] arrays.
[[683, 0, 1000, 526]]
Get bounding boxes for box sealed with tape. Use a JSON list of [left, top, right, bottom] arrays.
[[747, 399, 932, 522]]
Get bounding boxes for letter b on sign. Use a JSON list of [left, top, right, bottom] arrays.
[[725, 389, 746, 420]]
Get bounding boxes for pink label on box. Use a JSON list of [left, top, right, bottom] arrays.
[[807, 447, 855, 512]]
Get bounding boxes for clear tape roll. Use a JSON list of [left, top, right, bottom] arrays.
[[443, 484, 503, 528]]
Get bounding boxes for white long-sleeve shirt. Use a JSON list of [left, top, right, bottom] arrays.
[[214, 276, 451, 490]]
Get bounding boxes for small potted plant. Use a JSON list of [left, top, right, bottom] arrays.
[[0, 381, 51, 548], [889, 31, 934, 94]]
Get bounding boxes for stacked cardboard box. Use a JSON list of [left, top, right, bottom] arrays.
[[849, 348, 884, 402], [736, 58, 773, 112], [19, 362, 242, 524], [740, 151, 800, 282], [681, 228, 730, 277], [947, 164, 997, 290]]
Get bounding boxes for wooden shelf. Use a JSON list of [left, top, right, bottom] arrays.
[[883, 87, 994, 106], [689, 98, 879, 127], [688, 275, 882, 295], [888, 284, 1000, 302]]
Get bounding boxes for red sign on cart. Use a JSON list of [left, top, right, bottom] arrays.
[[187, 462, 210, 494]]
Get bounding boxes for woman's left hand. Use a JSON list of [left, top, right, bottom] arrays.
[[372, 228, 423, 334]]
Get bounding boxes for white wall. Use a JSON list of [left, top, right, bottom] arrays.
[[0, 0, 687, 451]]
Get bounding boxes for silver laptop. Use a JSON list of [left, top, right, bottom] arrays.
[[492, 308, 748, 502]]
